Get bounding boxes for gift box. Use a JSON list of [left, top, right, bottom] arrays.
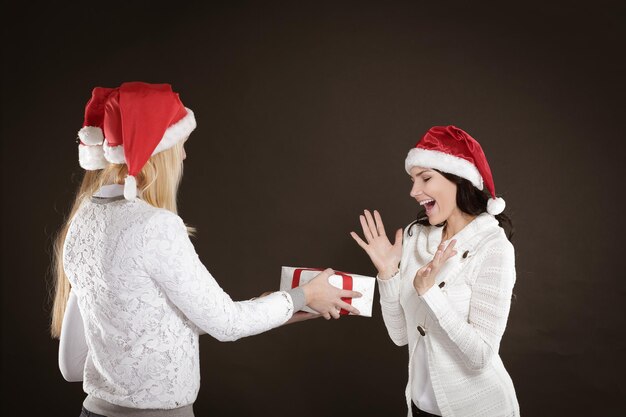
[[280, 266, 375, 317]]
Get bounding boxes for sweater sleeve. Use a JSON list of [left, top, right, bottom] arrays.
[[141, 211, 294, 342], [58, 290, 88, 382], [420, 241, 516, 371], [377, 272, 408, 346]]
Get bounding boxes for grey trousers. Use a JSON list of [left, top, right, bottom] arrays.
[[80, 407, 106, 417], [80, 396, 195, 417]]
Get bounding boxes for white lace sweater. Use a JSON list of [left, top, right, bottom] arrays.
[[377, 213, 520, 417], [61, 186, 295, 409]]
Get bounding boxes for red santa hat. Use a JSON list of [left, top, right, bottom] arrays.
[[405, 125, 506, 216], [77, 82, 196, 200]]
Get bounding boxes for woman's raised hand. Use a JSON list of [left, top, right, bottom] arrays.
[[301, 269, 362, 320], [413, 240, 457, 295], [350, 210, 403, 280]]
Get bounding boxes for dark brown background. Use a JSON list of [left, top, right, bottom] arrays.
[[2, 1, 624, 415]]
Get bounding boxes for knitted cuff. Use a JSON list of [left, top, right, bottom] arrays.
[[286, 287, 306, 312], [420, 285, 451, 320], [377, 271, 402, 302]]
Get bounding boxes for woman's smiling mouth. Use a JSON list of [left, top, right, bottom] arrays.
[[419, 198, 437, 215]]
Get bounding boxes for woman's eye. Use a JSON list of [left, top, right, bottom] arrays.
[[423, 177, 430, 182]]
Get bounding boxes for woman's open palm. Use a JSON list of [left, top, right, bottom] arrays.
[[350, 210, 402, 278]]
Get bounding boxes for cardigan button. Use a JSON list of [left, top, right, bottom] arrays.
[[438, 281, 445, 288], [417, 326, 426, 336], [462, 250, 470, 259]]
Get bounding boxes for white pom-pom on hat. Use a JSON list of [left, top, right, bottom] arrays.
[[78, 126, 104, 145], [487, 197, 506, 215], [78, 144, 107, 170], [123, 175, 137, 200]]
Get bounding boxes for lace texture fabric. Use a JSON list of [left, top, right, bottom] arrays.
[[63, 198, 293, 409]]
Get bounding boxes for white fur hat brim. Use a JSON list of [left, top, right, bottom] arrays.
[[78, 107, 195, 169], [405, 148, 484, 190]]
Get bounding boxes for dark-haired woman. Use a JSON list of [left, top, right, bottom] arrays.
[[351, 126, 519, 417]]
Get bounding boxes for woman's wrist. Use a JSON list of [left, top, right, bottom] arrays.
[[378, 265, 400, 280], [286, 287, 306, 312], [301, 283, 314, 305], [414, 281, 434, 296]]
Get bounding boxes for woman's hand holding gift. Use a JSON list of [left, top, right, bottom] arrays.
[[301, 269, 362, 320]]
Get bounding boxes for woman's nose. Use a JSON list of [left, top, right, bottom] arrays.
[[410, 182, 421, 197]]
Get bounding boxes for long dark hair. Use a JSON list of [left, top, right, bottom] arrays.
[[408, 170, 514, 241]]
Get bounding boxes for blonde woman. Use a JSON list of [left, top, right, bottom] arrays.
[[351, 126, 519, 416], [51, 82, 361, 417]]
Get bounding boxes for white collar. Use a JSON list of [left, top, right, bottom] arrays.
[[424, 212, 499, 255], [93, 184, 125, 198]]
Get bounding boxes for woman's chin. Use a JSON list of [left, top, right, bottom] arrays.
[[426, 213, 445, 226], [427, 217, 440, 226]]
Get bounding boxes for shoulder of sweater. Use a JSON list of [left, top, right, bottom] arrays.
[[142, 205, 182, 224], [141, 205, 187, 235], [478, 228, 514, 258], [114, 200, 184, 232]]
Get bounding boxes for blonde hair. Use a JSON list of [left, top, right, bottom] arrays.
[[50, 140, 194, 338]]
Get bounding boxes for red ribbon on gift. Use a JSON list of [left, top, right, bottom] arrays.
[[292, 268, 353, 315]]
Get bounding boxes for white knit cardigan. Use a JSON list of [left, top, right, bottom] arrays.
[[377, 213, 520, 417]]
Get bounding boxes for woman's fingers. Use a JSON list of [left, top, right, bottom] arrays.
[[394, 228, 403, 247], [442, 250, 457, 263], [373, 210, 386, 237], [435, 240, 457, 266], [339, 289, 362, 299], [336, 301, 360, 315], [414, 240, 459, 292], [443, 239, 456, 251], [296, 312, 321, 320], [359, 215, 374, 242], [337, 290, 362, 315], [284, 312, 321, 325], [350, 231, 369, 250], [363, 210, 378, 237], [432, 246, 444, 268], [421, 240, 458, 281], [417, 263, 431, 277], [307, 269, 366, 319]]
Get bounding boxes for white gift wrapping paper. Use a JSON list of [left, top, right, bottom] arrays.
[[280, 266, 375, 317]]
